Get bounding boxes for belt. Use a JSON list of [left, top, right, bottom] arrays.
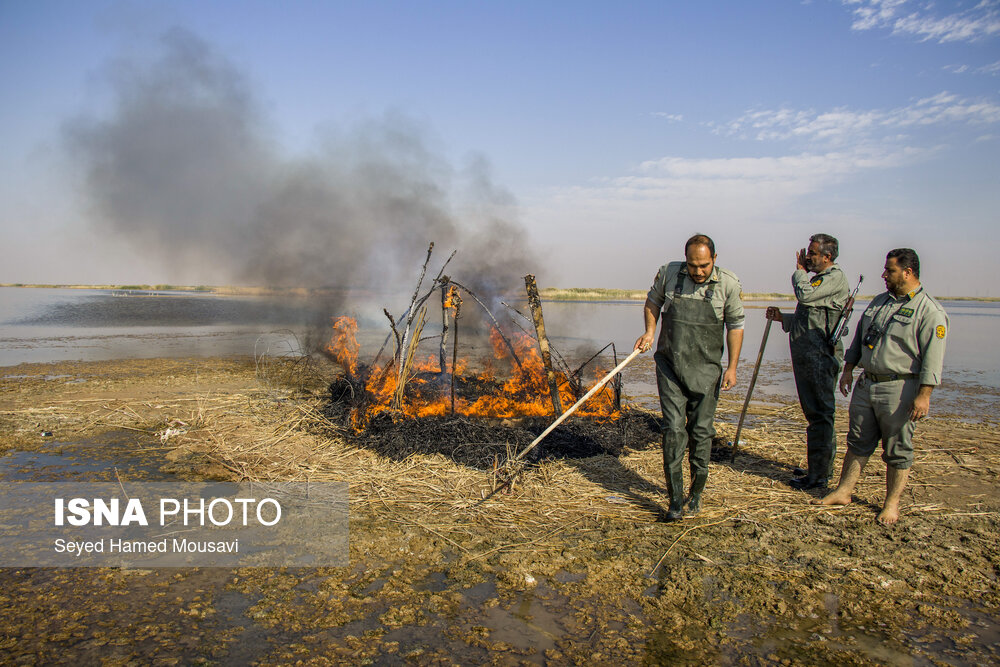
[[864, 372, 918, 383]]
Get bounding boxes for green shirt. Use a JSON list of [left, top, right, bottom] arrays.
[[646, 261, 745, 331], [780, 264, 850, 350], [791, 264, 848, 311], [845, 287, 948, 386]]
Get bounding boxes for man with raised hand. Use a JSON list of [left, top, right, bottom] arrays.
[[815, 248, 948, 525], [766, 234, 849, 490], [634, 234, 744, 521]]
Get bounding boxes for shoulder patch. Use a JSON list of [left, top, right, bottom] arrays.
[[898, 307, 914, 317], [810, 277, 823, 287], [936, 325, 946, 339]]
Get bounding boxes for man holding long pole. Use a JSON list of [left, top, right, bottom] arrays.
[[766, 234, 849, 490], [634, 234, 744, 520]]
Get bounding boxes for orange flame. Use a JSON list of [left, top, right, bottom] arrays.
[[443, 285, 461, 310], [327, 317, 619, 429], [326, 316, 360, 377]]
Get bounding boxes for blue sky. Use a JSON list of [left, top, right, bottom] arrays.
[[1, 0, 998, 295]]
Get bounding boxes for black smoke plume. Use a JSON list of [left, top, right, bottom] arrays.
[[64, 27, 536, 305]]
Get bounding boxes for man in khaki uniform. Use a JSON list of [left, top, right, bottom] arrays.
[[634, 234, 744, 520], [766, 234, 849, 489], [816, 248, 947, 525]]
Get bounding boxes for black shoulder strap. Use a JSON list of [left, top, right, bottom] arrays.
[[675, 271, 714, 301]]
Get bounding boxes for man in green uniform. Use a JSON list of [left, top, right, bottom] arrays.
[[766, 234, 849, 489], [635, 234, 744, 520], [815, 248, 947, 525]]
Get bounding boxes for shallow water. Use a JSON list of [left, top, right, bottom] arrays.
[[536, 298, 1000, 418], [3, 287, 997, 418], [0, 287, 322, 365], [0, 430, 172, 482]]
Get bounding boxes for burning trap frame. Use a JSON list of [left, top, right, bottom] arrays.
[[321, 243, 661, 470]]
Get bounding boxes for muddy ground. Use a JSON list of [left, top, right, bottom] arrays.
[[0, 356, 998, 666]]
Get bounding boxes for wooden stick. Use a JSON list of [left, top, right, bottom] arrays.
[[501, 299, 576, 382], [372, 247, 456, 368], [524, 274, 562, 415], [397, 243, 435, 384], [514, 347, 642, 463], [451, 294, 462, 415], [472, 348, 643, 508], [731, 317, 772, 463], [611, 343, 622, 411], [439, 283, 450, 374], [648, 515, 733, 578]]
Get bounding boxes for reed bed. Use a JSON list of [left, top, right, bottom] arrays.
[[165, 369, 999, 566], [5, 354, 995, 567]]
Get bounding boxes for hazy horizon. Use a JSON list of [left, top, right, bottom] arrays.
[[3, 2, 998, 296]]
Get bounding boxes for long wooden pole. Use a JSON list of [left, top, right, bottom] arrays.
[[731, 317, 772, 463], [450, 296, 462, 415], [473, 347, 641, 507], [439, 284, 450, 374], [513, 347, 641, 463], [524, 274, 563, 416]]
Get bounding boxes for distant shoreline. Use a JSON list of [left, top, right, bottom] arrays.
[[534, 288, 1000, 302], [1, 283, 997, 303], [0, 283, 359, 297]]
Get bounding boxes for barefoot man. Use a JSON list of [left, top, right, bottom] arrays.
[[815, 248, 948, 524]]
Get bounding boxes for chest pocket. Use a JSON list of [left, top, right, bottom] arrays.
[[887, 313, 913, 345], [891, 314, 913, 327]]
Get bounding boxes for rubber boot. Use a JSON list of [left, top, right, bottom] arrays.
[[662, 434, 686, 521], [686, 472, 708, 516], [790, 474, 828, 490], [664, 477, 685, 521]]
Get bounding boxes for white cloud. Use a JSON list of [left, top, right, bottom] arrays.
[[843, 0, 1000, 43], [524, 146, 923, 290], [651, 112, 684, 122], [529, 147, 922, 249], [555, 147, 917, 206], [719, 92, 1000, 143], [945, 61, 1000, 75]]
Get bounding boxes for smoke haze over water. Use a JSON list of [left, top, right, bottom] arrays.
[[63, 27, 536, 304]]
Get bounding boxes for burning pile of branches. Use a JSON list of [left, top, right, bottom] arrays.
[[321, 243, 658, 465]]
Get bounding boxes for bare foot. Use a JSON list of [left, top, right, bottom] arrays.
[[811, 488, 852, 506], [877, 505, 900, 525]]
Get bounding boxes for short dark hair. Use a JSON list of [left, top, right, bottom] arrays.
[[887, 248, 920, 279], [685, 234, 716, 257], [810, 233, 839, 261]]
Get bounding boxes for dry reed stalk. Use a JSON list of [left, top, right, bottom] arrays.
[[393, 307, 427, 410], [145, 374, 1000, 563]]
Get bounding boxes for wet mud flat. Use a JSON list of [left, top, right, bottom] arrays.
[[0, 356, 998, 665]]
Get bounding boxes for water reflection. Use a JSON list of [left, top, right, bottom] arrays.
[[517, 298, 1000, 418]]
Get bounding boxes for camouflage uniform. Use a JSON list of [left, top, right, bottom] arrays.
[[781, 264, 849, 483], [844, 288, 948, 468], [647, 262, 744, 515]]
